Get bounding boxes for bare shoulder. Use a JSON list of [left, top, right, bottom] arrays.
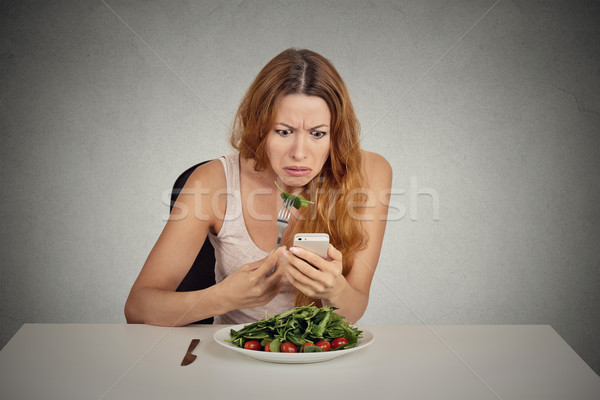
[[172, 159, 227, 227], [362, 150, 392, 185], [185, 159, 226, 190]]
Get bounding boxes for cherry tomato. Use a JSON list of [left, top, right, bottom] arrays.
[[264, 342, 271, 352], [316, 340, 331, 352], [280, 342, 298, 353], [301, 342, 315, 352], [243, 340, 262, 351], [331, 337, 348, 349]]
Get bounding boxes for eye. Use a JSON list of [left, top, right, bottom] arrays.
[[311, 131, 327, 139], [276, 129, 293, 136]]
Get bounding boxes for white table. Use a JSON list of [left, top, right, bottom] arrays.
[[0, 324, 598, 400]]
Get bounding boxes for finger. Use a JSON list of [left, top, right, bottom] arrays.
[[327, 244, 343, 261], [289, 247, 326, 270], [284, 263, 320, 296], [273, 278, 285, 293], [253, 247, 287, 273], [285, 250, 327, 286], [265, 258, 284, 282], [263, 277, 284, 298], [266, 284, 285, 304], [287, 254, 322, 281]]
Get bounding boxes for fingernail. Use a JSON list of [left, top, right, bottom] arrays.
[[289, 247, 300, 255]]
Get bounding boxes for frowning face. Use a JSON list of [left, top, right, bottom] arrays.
[[266, 94, 331, 192]]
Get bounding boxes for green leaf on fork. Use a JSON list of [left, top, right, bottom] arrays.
[[274, 181, 314, 209]]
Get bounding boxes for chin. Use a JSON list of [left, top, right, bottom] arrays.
[[280, 174, 313, 188]]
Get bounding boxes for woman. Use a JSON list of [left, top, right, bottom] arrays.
[[125, 48, 392, 325]]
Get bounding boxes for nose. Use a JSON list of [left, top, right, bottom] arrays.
[[289, 132, 308, 160]]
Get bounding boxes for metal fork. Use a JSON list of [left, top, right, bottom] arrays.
[[267, 197, 294, 276], [275, 197, 294, 248]]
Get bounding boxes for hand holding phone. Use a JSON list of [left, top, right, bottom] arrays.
[[293, 233, 329, 259], [289, 233, 344, 300]]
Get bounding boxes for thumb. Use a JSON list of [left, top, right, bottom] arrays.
[[254, 247, 287, 272]]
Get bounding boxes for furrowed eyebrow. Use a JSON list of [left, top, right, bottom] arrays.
[[276, 123, 329, 130]]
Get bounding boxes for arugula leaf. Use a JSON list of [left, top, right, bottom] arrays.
[[227, 305, 362, 351], [302, 346, 323, 353], [269, 338, 281, 352], [274, 181, 314, 209]]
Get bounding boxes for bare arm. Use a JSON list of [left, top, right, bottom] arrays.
[[331, 152, 392, 322], [283, 151, 393, 323], [125, 161, 225, 325], [124, 161, 285, 326]]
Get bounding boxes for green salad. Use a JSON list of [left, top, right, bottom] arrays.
[[227, 305, 362, 353], [275, 181, 314, 209]]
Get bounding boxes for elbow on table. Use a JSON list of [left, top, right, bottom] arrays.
[[123, 288, 155, 324], [123, 292, 191, 327], [124, 296, 143, 324]]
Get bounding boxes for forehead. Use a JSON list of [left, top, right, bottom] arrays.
[[275, 94, 331, 126]]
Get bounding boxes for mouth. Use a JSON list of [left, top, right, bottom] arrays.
[[283, 166, 312, 177]]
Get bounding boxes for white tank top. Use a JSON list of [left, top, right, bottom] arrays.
[[209, 152, 295, 324]]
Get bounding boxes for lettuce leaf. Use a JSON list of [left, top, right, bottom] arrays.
[[274, 181, 314, 209]]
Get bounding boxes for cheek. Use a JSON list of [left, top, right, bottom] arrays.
[[318, 139, 331, 161], [266, 137, 285, 162], [265, 136, 277, 157], [265, 140, 273, 159]]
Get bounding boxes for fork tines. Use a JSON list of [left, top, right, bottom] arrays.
[[278, 197, 294, 222]]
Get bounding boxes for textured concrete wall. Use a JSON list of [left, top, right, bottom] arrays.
[[1, 0, 599, 375]]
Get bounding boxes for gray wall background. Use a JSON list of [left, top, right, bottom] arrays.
[[1, 0, 599, 375]]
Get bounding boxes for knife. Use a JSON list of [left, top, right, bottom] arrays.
[[181, 339, 200, 366]]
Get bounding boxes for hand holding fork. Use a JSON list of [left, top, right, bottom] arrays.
[[268, 197, 294, 275], [275, 197, 294, 248]]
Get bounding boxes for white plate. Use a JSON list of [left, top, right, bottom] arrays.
[[213, 324, 374, 364]]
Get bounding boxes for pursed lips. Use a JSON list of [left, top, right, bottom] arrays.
[[283, 166, 312, 176]]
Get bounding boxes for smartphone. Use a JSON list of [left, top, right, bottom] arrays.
[[293, 233, 329, 259]]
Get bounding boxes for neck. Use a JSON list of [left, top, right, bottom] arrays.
[[275, 177, 304, 196], [242, 156, 305, 195]]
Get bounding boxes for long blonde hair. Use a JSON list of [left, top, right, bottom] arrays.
[[230, 48, 368, 306]]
